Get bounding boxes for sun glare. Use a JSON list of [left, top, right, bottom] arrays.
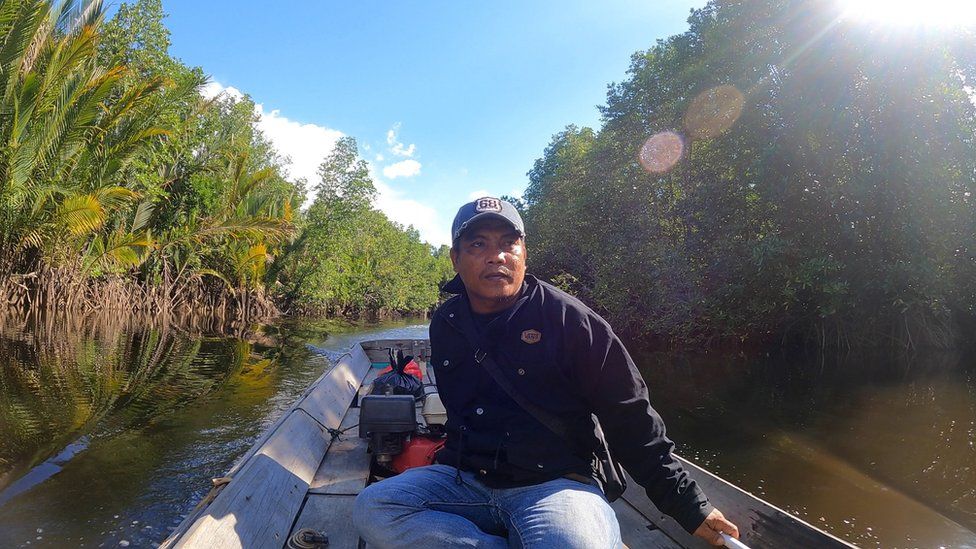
[[841, 0, 976, 26]]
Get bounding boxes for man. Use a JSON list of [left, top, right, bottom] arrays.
[[354, 197, 739, 548]]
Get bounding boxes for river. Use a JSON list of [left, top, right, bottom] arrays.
[[0, 316, 973, 548]]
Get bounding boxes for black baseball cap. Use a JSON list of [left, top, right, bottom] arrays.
[[451, 197, 525, 243]]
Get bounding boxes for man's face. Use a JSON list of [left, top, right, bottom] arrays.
[[450, 218, 527, 314]]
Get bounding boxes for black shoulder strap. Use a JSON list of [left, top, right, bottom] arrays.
[[460, 329, 580, 450], [481, 352, 577, 441], [449, 288, 587, 450]]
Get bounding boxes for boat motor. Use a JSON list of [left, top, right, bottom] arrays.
[[358, 394, 417, 466], [359, 389, 448, 472]]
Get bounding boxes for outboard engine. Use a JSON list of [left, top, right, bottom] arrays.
[[358, 394, 416, 466]]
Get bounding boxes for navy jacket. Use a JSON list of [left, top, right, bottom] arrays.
[[430, 273, 713, 533]]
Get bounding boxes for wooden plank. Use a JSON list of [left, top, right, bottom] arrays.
[[298, 343, 371, 430], [308, 403, 370, 495], [613, 498, 684, 548], [306, 364, 389, 495], [289, 494, 362, 549], [172, 410, 331, 548], [620, 456, 857, 549], [163, 343, 373, 549]]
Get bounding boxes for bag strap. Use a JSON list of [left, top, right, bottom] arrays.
[[459, 328, 585, 454], [450, 304, 592, 455], [480, 352, 578, 441]]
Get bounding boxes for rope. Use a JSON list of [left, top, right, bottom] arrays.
[[287, 528, 329, 548], [192, 477, 233, 512], [324, 423, 359, 442], [295, 407, 358, 442]]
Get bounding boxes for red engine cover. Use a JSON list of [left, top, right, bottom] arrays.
[[390, 435, 445, 473]]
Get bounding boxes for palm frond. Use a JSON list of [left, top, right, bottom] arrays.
[[57, 193, 105, 236], [193, 267, 235, 293], [93, 185, 138, 209], [200, 217, 295, 243], [83, 229, 152, 273], [130, 199, 154, 232], [0, 0, 49, 108], [56, 0, 103, 34], [233, 243, 267, 283]]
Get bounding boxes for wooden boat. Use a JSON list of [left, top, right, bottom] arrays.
[[161, 338, 855, 548]]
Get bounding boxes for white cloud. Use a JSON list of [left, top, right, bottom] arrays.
[[375, 153, 384, 162], [201, 81, 344, 196], [363, 161, 448, 246], [467, 189, 490, 200], [202, 81, 244, 101], [382, 159, 422, 179], [201, 81, 448, 246], [374, 179, 451, 246], [386, 122, 416, 157], [393, 142, 416, 157]]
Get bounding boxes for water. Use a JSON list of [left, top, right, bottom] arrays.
[[0, 316, 973, 548], [638, 351, 976, 548], [0, 315, 428, 548]]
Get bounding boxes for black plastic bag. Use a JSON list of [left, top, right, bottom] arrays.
[[372, 349, 423, 399]]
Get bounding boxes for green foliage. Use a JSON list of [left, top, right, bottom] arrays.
[[0, 0, 445, 319], [274, 137, 451, 315], [523, 0, 976, 350]]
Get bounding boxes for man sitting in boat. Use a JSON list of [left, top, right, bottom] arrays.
[[354, 197, 740, 547]]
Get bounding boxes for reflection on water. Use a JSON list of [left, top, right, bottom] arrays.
[[1, 314, 974, 548], [0, 314, 428, 548], [639, 350, 976, 548]]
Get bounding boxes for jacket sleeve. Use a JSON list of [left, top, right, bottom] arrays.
[[569, 310, 714, 533]]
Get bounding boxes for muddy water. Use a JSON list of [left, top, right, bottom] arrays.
[[638, 351, 976, 548], [0, 315, 974, 548], [0, 316, 429, 548]]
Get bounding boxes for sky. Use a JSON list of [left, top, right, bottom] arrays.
[[158, 0, 707, 245]]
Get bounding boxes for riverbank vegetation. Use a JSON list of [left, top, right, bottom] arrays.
[[0, 0, 451, 323], [521, 0, 976, 351]]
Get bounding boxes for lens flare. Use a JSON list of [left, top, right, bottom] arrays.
[[683, 85, 745, 140], [638, 131, 684, 174], [840, 0, 976, 26]]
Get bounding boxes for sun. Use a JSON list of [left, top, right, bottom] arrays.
[[840, 0, 976, 26]]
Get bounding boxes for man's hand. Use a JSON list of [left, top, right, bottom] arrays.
[[693, 508, 740, 546]]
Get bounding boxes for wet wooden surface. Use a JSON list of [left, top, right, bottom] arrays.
[[613, 497, 684, 548], [290, 494, 362, 548]]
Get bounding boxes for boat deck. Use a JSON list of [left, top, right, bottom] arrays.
[[162, 339, 855, 548]]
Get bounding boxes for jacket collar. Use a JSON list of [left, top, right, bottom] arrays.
[[440, 274, 539, 346], [442, 274, 466, 294]]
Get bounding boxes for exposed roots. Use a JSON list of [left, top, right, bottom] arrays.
[[1, 265, 279, 327]]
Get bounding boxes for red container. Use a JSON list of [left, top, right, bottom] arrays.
[[390, 435, 445, 473]]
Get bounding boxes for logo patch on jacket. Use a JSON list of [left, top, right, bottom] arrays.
[[521, 329, 542, 344]]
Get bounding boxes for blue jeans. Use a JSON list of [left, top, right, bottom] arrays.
[[353, 464, 622, 548]]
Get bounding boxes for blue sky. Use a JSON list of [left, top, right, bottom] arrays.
[[160, 0, 706, 245]]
